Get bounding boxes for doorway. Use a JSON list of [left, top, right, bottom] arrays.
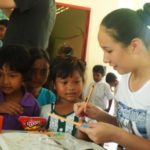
[[47, 3, 91, 61]]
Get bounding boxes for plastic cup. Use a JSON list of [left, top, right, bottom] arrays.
[[0, 115, 3, 131]]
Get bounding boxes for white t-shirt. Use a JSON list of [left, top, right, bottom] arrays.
[[84, 81, 113, 110], [115, 73, 150, 139]]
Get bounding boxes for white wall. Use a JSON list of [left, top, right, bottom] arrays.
[[56, 0, 150, 86]]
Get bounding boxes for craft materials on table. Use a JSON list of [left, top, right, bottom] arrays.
[[0, 132, 64, 150], [43, 132, 64, 139], [0, 131, 104, 150]]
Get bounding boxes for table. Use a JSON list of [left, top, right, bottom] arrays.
[[0, 131, 104, 150]]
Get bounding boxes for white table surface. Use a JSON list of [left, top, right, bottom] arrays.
[[0, 131, 104, 150]]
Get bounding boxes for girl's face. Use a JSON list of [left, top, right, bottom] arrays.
[[98, 26, 134, 74], [54, 71, 84, 103], [0, 65, 23, 95], [27, 57, 49, 89]]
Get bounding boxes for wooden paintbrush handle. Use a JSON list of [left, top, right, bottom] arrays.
[[49, 113, 81, 126]]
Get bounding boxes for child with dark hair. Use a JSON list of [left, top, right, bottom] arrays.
[[26, 48, 56, 106], [84, 65, 113, 112], [58, 44, 74, 57], [93, 65, 106, 77], [40, 56, 86, 136], [0, 45, 40, 130], [105, 72, 118, 93], [49, 45, 74, 90]]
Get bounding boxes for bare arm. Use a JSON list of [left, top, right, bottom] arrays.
[[0, 0, 16, 9], [113, 126, 150, 150], [78, 122, 150, 150], [96, 106, 117, 125], [0, 101, 23, 115]]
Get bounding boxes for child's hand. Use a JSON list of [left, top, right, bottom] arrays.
[[0, 101, 23, 115]]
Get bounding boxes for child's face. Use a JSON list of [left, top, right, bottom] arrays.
[[54, 71, 84, 103], [93, 72, 103, 82], [27, 58, 49, 89], [0, 65, 23, 94]]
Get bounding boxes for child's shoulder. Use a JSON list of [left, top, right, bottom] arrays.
[[41, 104, 53, 112], [41, 104, 52, 110], [40, 88, 56, 97], [38, 88, 56, 105], [21, 91, 38, 106], [40, 104, 53, 118]]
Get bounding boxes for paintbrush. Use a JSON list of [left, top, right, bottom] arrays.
[[84, 84, 95, 110], [48, 113, 81, 126]]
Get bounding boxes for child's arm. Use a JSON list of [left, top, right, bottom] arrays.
[[0, 101, 23, 115]]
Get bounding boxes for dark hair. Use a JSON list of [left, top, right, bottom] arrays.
[[101, 3, 150, 48], [0, 45, 30, 80], [58, 45, 73, 57], [106, 72, 117, 84], [0, 19, 8, 27], [29, 48, 50, 66], [92, 65, 106, 76], [50, 56, 86, 82]]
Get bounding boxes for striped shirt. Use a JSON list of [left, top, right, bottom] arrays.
[[40, 104, 79, 136]]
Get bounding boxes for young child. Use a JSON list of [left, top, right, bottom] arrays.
[[40, 56, 86, 136], [0, 45, 40, 130], [105, 72, 118, 93], [26, 48, 56, 106], [84, 65, 113, 112]]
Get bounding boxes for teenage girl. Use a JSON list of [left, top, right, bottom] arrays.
[[74, 3, 150, 149]]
